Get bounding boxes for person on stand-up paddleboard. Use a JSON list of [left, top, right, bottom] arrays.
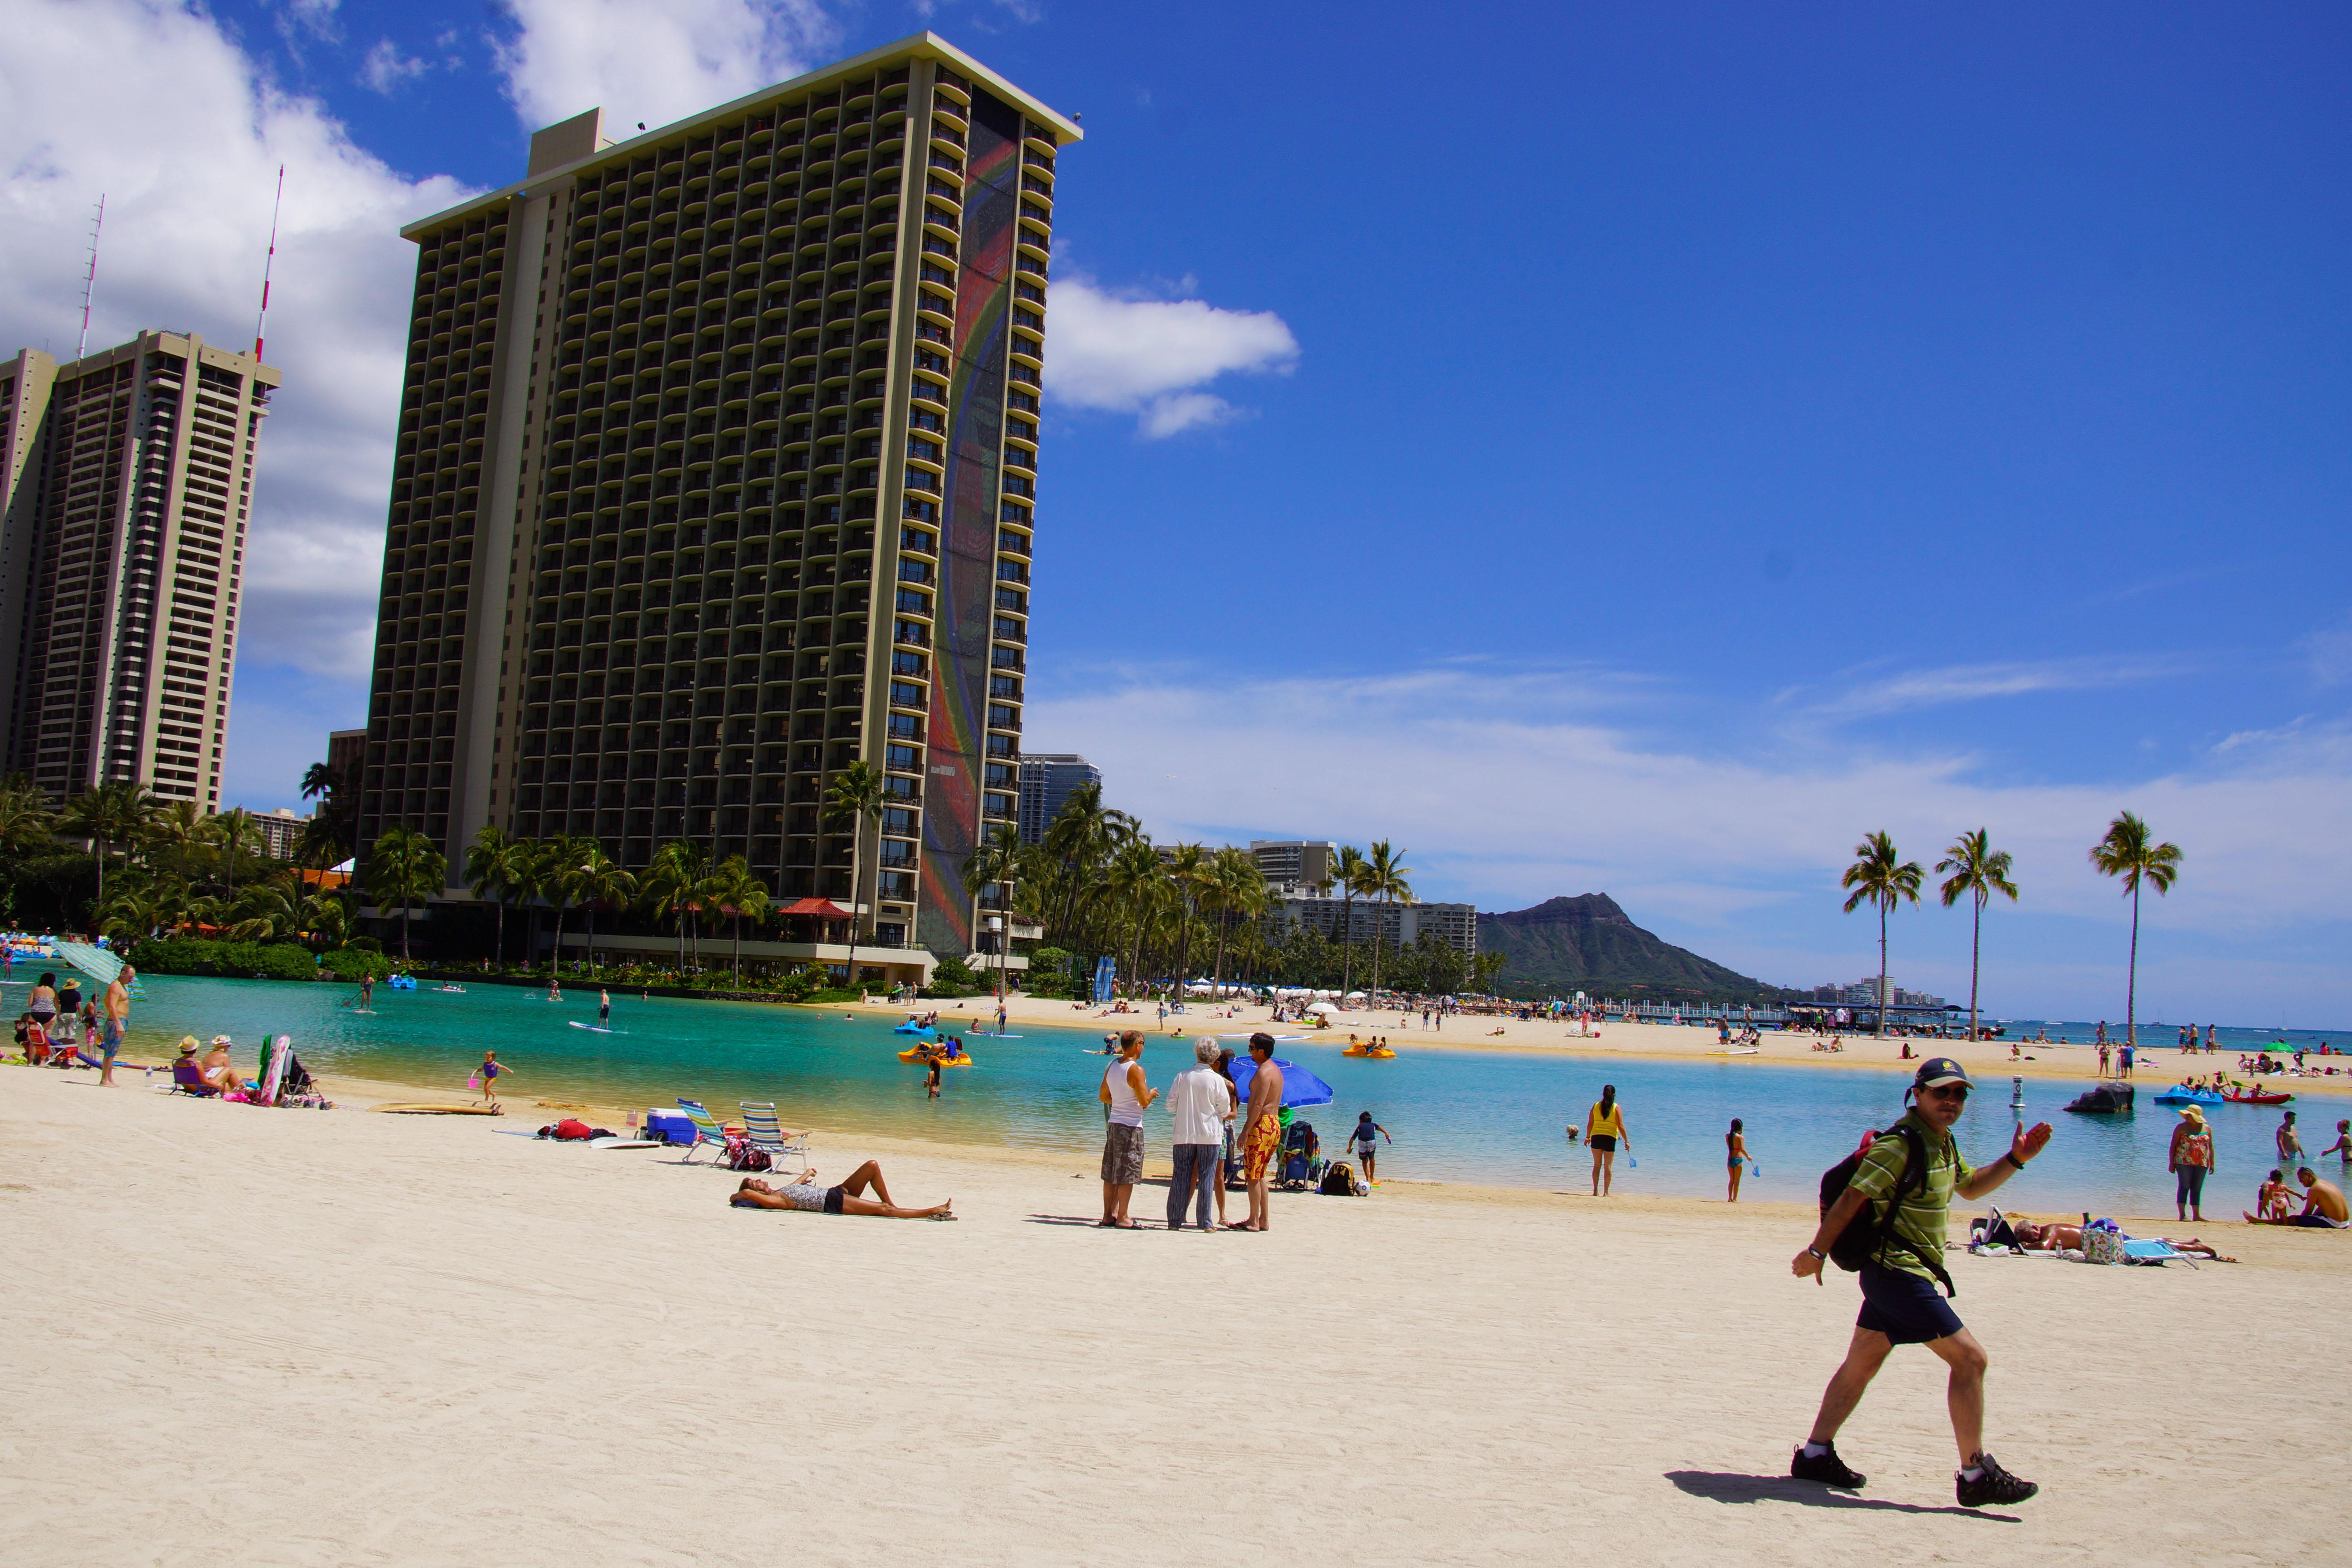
[[1790, 1058, 2052, 1508], [599, 989, 612, 1028]]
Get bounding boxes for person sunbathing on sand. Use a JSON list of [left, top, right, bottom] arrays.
[[731, 1162, 954, 1219]]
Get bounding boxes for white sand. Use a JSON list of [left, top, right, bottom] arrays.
[[904, 990, 2352, 1100], [3, 1065, 2340, 1566]]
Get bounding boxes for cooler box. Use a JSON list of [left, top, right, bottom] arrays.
[[645, 1109, 697, 1146]]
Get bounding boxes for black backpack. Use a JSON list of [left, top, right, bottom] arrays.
[[1319, 1160, 1356, 1196], [1819, 1124, 1957, 1297]]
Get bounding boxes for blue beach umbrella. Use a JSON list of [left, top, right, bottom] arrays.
[[1227, 1056, 1333, 1109]]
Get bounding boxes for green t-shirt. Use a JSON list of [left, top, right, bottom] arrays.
[[1845, 1110, 1971, 1280]]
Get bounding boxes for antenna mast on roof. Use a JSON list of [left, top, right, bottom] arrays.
[[75, 194, 105, 362], [253, 164, 285, 362]]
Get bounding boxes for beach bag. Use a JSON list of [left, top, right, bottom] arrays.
[[1819, 1124, 1955, 1296], [1320, 1160, 1356, 1196], [2082, 1221, 2126, 1265]]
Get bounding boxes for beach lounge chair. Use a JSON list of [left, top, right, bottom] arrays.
[[167, 1059, 220, 1098], [675, 1100, 735, 1164], [737, 1102, 810, 1170]]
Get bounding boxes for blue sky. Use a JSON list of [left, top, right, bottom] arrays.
[[4, 2, 2345, 1022]]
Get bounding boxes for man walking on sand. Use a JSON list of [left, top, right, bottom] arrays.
[[97, 965, 132, 1087], [1165, 1037, 1230, 1230], [1098, 1030, 1156, 1228], [1789, 1058, 2053, 1508], [1238, 1033, 1285, 1232]]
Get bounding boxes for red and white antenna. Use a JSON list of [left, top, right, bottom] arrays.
[[75, 194, 105, 361], [253, 164, 284, 362]]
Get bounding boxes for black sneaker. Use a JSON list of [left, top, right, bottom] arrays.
[[1956, 1451, 2038, 1507], [1790, 1444, 1866, 1489]]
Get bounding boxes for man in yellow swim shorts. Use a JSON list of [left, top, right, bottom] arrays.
[[1238, 1034, 1285, 1231]]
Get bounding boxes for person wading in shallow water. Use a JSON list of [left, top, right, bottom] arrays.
[[1789, 1058, 2053, 1509]]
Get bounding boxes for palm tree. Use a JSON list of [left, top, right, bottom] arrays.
[[366, 826, 446, 962], [0, 782, 55, 858], [1361, 839, 1414, 1000], [822, 761, 887, 984], [1162, 841, 1209, 1001], [464, 825, 528, 967], [2089, 811, 2182, 1050], [1105, 836, 1165, 1002], [690, 855, 767, 985], [1936, 828, 2018, 1043], [301, 890, 357, 950], [1331, 844, 1369, 995], [207, 807, 261, 895], [145, 800, 209, 863], [960, 824, 1024, 1000], [1840, 831, 1923, 1037], [1041, 780, 1135, 944], [536, 834, 584, 973], [1204, 846, 1269, 998], [641, 840, 707, 973], [574, 842, 637, 973], [56, 781, 158, 907]]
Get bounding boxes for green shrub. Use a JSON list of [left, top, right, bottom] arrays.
[[1022, 970, 1077, 999], [317, 947, 393, 981], [921, 954, 983, 998], [131, 938, 318, 980]]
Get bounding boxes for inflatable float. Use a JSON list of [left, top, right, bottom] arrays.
[[898, 1046, 973, 1067], [1341, 1045, 1396, 1059]]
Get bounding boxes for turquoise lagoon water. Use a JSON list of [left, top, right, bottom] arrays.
[[35, 969, 2343, 1217]]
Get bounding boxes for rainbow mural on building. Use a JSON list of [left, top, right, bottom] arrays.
[[918, 85, 1022, 955]]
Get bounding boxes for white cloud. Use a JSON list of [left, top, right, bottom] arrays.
[[0, 0, 474, 695], [2298, 613, 2352, 686], [358, 38, 432, 96], [274, 0, 341, 46], [1044, 276, 1298, 437], [491, 0, 835, 134], [1799, 656, 2190, 720], [1027, 663, 2352, 938]]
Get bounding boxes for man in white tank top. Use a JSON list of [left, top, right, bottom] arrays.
[[1098, 1030, 1156, 1228]]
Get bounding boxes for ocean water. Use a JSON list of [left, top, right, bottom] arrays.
[[38, 969, 2345, 1219]]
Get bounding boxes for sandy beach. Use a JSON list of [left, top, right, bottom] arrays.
[[862, 988, 2352, 1098], [5, 1063, 2341, 1567]]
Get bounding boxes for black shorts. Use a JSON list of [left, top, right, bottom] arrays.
[[823, 1185, 846, 1215], [1856, 1261, 1964, 1345], [1589, 1135, 1617, 1152]]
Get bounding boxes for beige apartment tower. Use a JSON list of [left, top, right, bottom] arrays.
[[0, 332, 278, 806], [356, 33, 1075, 964]]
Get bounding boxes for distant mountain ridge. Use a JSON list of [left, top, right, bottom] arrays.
[[1477, 895, 1786, 1001]]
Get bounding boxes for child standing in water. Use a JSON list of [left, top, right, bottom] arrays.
[[1727, 1118, 1751, 1202]]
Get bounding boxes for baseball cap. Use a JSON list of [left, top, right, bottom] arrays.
[[1911, 1057, 1973, 1091]]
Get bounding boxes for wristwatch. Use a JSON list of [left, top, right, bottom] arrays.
[[2003, 1151, 2027, 1171]]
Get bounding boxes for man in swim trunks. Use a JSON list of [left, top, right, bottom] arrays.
[[2245, 1168, 2350, 1227], [97, 965, 131, 1087], [1789, 1058, 2053, 1508], [1238, 1033, 1284, 1232], [730, 1161, 953, 1219], [599, 989, 611, 1027]]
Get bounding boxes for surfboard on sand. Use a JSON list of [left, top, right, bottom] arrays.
[[588, 1136, 662, 1150], [371, 1103, 502, 1115]]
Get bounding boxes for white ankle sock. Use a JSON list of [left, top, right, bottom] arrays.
[[1961, 1464, 1985, 1480], [1800, 1442, 1830, 1458]]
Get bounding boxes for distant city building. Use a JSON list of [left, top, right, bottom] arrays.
[[1017, 753, 1099, 844], [1811, 976, 1945, 1010], [1250, 839, 1338, 894], [251, 806, 309, 861], [1268, 896, 1478, 958], [0, 332, 279, 807]]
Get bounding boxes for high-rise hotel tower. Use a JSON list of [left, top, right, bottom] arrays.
[[0, 333, 278, 806], [357, 34, 1074, 961]]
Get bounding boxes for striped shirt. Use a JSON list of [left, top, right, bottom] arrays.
[[1845, 1111, 1971, 1280]]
